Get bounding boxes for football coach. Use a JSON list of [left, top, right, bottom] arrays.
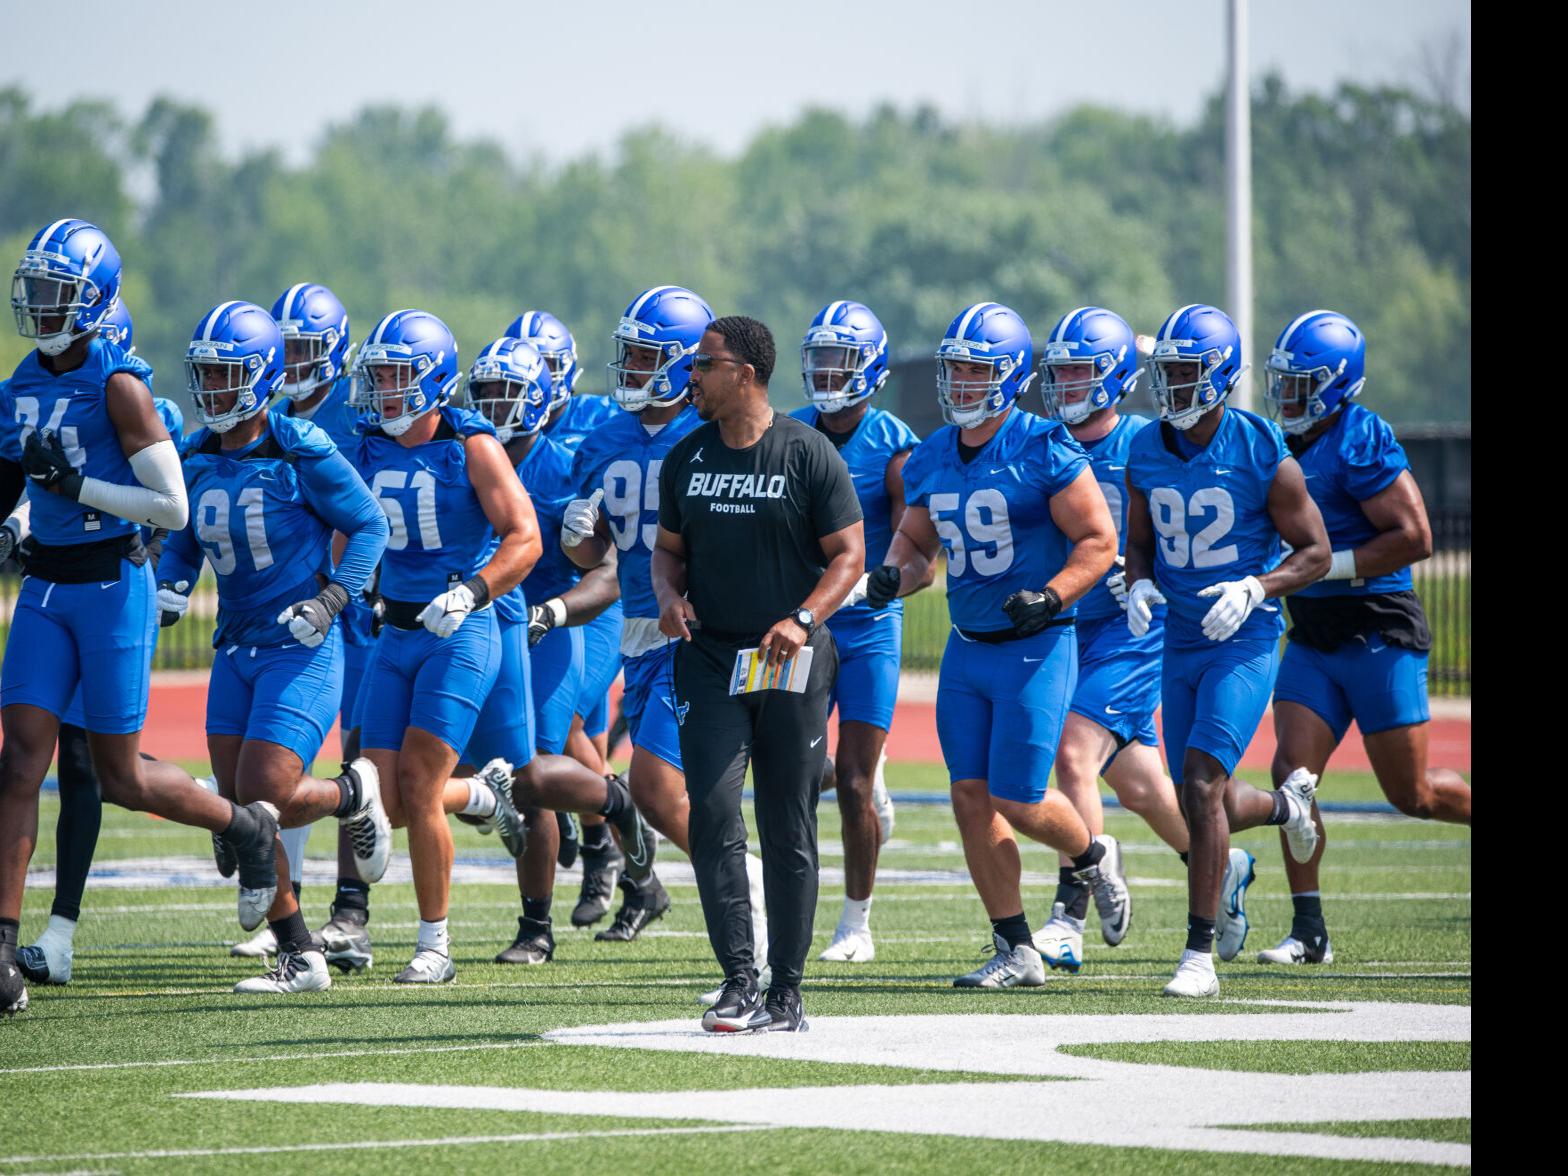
[[652, 315, 864, 1033]]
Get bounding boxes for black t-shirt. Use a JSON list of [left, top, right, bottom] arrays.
[[659, 412, 863, 642]]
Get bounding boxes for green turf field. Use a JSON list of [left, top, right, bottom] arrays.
[[6, 763, 1470, 1173]]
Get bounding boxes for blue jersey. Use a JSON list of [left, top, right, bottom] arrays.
[[517, 433, 581, 604], [0, 338, 153, 545], [160, 414, 386, 647], [790, 405, 920, 620], [356, 405, 498, 603], [545, 393, 621, 451], [571, 405, 701, 619], [1076, 413, 1155, 621], [1127, 407, 1288, 648], [1290, 403, 1413, 598], [902, 407, 1090, 632]]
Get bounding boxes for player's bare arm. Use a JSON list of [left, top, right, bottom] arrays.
[[558, 544, 621, 625], [1260, 455, 1330, 597], [883, 448, 935, 590], [1045, 466, 1118, 606], [1344, 469, 1433, 579], [104, 370, 174, 456], [879, 505, 942, 600], [564, 509, 613, 571], [467, 431, 541, 598], [757, 519, 863, 668], [1123, 479, 1155, 586], [652, 524, 695, 639]]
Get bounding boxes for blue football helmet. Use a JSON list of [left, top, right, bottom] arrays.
[[935, 302, 1036, 428], [801, 300, 890, 414], [1265, 310, 1367, 436], [506, 310, 579, 409], [1039, 306, 1140, 425], [99, 299, 135, 355], [11, 218, 123, 356], [607, 285, 714, 412], [272, 282, 352, 400], [352, 309, 460, 436], [1148, 304, 1247, 431], [185, 301, 286, 434], [465, 336, 553, 443]]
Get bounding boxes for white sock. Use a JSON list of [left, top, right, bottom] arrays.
[[279, 824, 311, 886], [840, 896, 872, 931], [463, 779, 498, 818], [418, 918, 449, 955], [41, 913, 77, 946]]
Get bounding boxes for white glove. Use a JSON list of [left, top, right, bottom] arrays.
[[1126, 578, 1166, 638], [1106, 555, 1129, 610], [1198, 575, 1265, 642], [417, 583, 479, 638], [843, 572, 870, 608], [561, 488, 604, 549], [157, 579, 191, 627]]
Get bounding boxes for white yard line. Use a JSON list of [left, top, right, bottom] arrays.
[[0, 1039, 550, 1075]]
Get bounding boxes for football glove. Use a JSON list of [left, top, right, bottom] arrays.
[[1126, 579, 1165, 638], [842, 572, 870, 608], [864, 564, 903, 610], [157, 579, 191, 628], [417, 576, 490, 638], [1002, 587, 1063, 637], [1198, 575, 1265, 642], [0, 520, 17, 564], [22, 431, 82, 498], [1106, 555, 1129, 610], [276, 582, 350, 648], [527, 598, 566, 647], [561, 488, 604, 549]]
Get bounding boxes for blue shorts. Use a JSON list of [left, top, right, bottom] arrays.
[[827, 606, 902, 732], [935, 624, 1078, 803], [1275, 638, 1430, 742], [2, 562, 156, 735], [1070, 610, 1162, 752], [622, 641, 683, 770], [340, 637, 372, 732], [464, 616, 537, 769], [1162, 635, 1279, 786], [578, 603, 623, 738], [206, 630, 344, 766], [359, 608, 502, 755], [527, 622, 583, 756]]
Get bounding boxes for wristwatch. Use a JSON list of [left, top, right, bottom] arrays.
[[792, 607, 815, 633]]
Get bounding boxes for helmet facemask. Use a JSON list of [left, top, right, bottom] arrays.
[[11, 266, 111, 356], [608, 332, 692, 412], [186, 345, 273, 434], [1150, 344, 1239, 431]]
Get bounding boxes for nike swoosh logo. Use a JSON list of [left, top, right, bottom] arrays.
[[870, 612, 892, 621], [1214, 468, 1232, 475], [810, 736, 824, 748], [1106, 464, 1126, 471], [1023, 656, 1043, 663], [1104, 706, 1123, 715]]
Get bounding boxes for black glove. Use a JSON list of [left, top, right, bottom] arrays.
[[370, 595, 386, 638], [527, 601, 559, 648], [22, 431, 83, 499], [0, 521, 17, 565], [1002, 587, 1063, 637], [143, 527, 168, 570], [277, 582, 350, 648], [864, 564, 903, 610]]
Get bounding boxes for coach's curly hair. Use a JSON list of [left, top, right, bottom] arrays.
[[709, 315, 775, 386]]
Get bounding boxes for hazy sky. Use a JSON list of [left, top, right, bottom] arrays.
[[5, 0, 1470, 163]]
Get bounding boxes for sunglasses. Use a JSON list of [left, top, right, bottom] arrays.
[[692, 353, 745, 372]]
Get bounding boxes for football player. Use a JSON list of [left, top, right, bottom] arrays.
[[157, 300, 392, 993], [1124, 303, 1330, 998], [789, 301, 919, 963], [869, 301, 1130, 989], [0, 220, 275, 1017], [1258, 310, 1471, 965], [506, 310, 620, 448]]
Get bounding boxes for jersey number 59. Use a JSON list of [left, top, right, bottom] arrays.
[[928, 489, 1013, 577]]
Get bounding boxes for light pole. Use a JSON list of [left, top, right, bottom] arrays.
[[1225, 0, 1254, 410]]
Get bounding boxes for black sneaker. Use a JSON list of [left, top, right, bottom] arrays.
[[495, 916, 555, 965], [313, 904, 373, 973], [474, 760, 528, 859], [226, 801, 280, 931], [0, 950, 27, 1017], [762, 985, 809, 1032], [595, 875, 670, 942], [702, 971, 768, 1033], [573, 840, 625, 927], [604, 774, 656, 881]]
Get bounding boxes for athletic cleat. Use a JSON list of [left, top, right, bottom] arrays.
[[230, 926, 278, 959], [473, 759, 526, 858], [495, 917, 555, 965], [1, 955, 28, 1016], [229, 801, 280, 931], [341, 758, 392, 883], [394, 948, 456, 984], [595, 875, 670, 942], [1279, 768, 1321, 864], [556, 811, 580, 869], [700, 965, 770, 1007], [1215, 848, 1256, 962], [762, 985, 809, 1032], [1032, 903, 1085, 973], [701, 972, 769, 1033], [313, 905, 374, 973], [605, 773, 656, 881], [817, 924, 875, 962], [18, 932, 73, 985], [953, 933, 1046, 989], [572, 840, 624, 927], [233, 949, 331, 994], [1162, 948, 1220, 998], [1074, 833, 1132, 946], [1257, 932, 1334, 965], [198, 775, 237, 877], [872, 750, 895, 842]]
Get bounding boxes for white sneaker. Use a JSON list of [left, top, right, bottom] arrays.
[[1279, 768, 1320, 864], [341, 758, 392, 884], [818, 924, 875, 962], [1162, 948, 1219, 998], [699, 964, 770, 1006], [230, 926, 278, 959], [953, 933, 1046, 988], [1032, 903, 1085, 974], [394, 948, 456, 984], [1074, 834, 1132, 946], [1215, 849, 1256, 962], [746, 852, 769, 965], [234, 949, 331, 994], [17, 916, 75, 985], [1257, 932, 1334, 965], [872, 751, 895, 843]]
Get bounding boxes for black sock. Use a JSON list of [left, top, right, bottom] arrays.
[[271, 909, 312, 955], [582, 821, 611, 852], [1069, 840, 1105, 872], [0, 917, 17, 954], [332, 770, 360, 818], [1178, 850, 1190, 866], [597, 774, 629, 820], [1266, 790, 1291, 826], [1290, 893, 1326, 938], [291, 881, 302, 900], [990, 912, 1033, 951], [1054, 868, 1090, 921], [223, 801, 257, 842], [334, 878, 369, 915], [523, 897, 553, 925], [1185, 914, 1216, 954]]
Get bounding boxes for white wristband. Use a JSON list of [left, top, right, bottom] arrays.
[[1325, 549, 1358, 581], [544, 597, 568, 627]]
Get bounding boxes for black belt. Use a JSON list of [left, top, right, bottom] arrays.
[[955, 617, 1075, 644], [381, 597, 429, 631], [20, 531, 148, 584]]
